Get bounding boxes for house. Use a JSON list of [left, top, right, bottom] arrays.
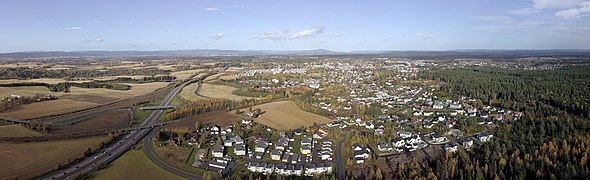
[[207, 160, 228, 173], [476, 133, 493, 142], [444, 143, 458, 153], [353, 144, 371, 164], [301, 145, 312, 155], [290, 154, 299, 164], [255, 140, 268, 152], [212, 145, 224, 158], [234, 136, 244, 145], [234, 144, 246, 156], [222, 135, 234, 147], [459, 138, 474, 149], [377, 140, 393, 151], [429, 134, 447, 143], [276, 137, 288, 150], [281, 153, 290, 162], [305, 162, 333, 176], [392, 138, 405, 148], [398, 131, 413, 138], [271, 149, 282, 160], [301, 137, 312, 146]]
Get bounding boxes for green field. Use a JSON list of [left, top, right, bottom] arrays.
[[93, 149, 183, 180], [0, 124, 42, 137]]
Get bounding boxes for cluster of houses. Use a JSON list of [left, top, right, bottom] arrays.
[[443, 133, 494, 153], [353, 144, 371, 164], [246, 161, 333, 176], [391, 131, 428, 152]]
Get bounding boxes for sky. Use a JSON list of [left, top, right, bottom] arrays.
[[1, 0, 590, 52]]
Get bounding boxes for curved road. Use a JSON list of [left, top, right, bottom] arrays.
[[193, 81, 210, 98], [143, 128, 202, 179], [42, 81, 188, 180]]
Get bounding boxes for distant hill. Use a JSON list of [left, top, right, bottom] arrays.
[[1, 49, 589, 58]]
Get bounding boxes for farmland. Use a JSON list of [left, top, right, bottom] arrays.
[[169, 69, 205, 80], [93, 149, 182, 180], [47, 110, 130, 134], [167, 111, 244, 128], [0, 124, 42, 137], [242, 101, 334, 130], [0, 82, 169, 119], [198, 83, 254, 101], [0, 136, 110, 179]]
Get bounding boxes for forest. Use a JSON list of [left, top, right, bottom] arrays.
[[396, 66, 590, 179], [0, 67, 171, 79]]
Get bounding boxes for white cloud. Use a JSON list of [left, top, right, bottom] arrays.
[[81, 38, 91, 43], [509, 8, 539, 15], [291, 26, 325, 39], [205, 7, 220, 11], [65, 26, 83, 30], [415, 33, 434, 40], [332, 33, 344, 38], [555, 1, 590, 19], [532, 0, 585, 9], [251, 30, 290, 40], [93, 20, 103, 24], [209, 33, 226, 40], [95, 37, 104, 42]]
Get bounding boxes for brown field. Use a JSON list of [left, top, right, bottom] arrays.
[[93, 149, 183, 180], [219, 75, 239, 80], [0, 78, 70, 84], [0, 99, 100, 119], [0, 136, 109, 179], [0, 86, 66, 97], [167, 111, 244, 130], [0, 82, 169, 119], [199, 83, 255, 101], [0, 124, 42, 137], [169, 69, 205, 80], [241, 101, 334, 130], [48, 110, 130, 134], [178, 83, 203, 101]]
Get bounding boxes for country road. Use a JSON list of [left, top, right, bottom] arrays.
[[41, 81, 188, 180]]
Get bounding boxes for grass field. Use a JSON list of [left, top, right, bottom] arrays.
[[0, 124, 42, 137], [178, 83, 203, 101], [167, 111, 244, 129], [0, 136, 109, 179], [199, 83, 254, 101], [241, 101, 334, 130], [203, 73, 225, 82], [93, 149, 183, 180], [48, 110, 130, 134]]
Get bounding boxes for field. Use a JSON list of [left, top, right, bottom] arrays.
[[0, 124, 42, 137], [199, 83, 255, 101], [167, 111, 244, 129], [0, 82, 169, 119], [48, 110, 130, 134], [178, 83, 203, 101], [241, 101, 334, 130], [203, 73, 225, 82], [93, 149, 183, 180], [0, 78, 74, 84], [0, 136, 109, 179], [169, 69, 205, 80]]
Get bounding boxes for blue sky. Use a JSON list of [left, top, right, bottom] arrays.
[[1, 0, 589, 52]]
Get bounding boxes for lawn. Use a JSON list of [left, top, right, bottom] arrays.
[[0, 136, 110, 180], [241, 101, 335, 130], [0, 124, 42, 137], [93, 149, 183, 180]]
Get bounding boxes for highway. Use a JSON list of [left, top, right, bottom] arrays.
[[42, 82, 188, 180]]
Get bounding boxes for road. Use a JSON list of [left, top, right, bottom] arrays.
[[42, 81, 188, 180], [335, 137, 345, 180], [193, 82, 210, 98]]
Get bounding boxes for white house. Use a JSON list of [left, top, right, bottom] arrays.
[[476, 133, 493, 142]]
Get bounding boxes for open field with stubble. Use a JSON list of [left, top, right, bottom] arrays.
[[0, 124, 42, 137], [241, 101, 334, 130], [178, 82, 204, 101], [93, 149, 183, 180], [169, 69, 206, 80], [0, 136, 110, 179]]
